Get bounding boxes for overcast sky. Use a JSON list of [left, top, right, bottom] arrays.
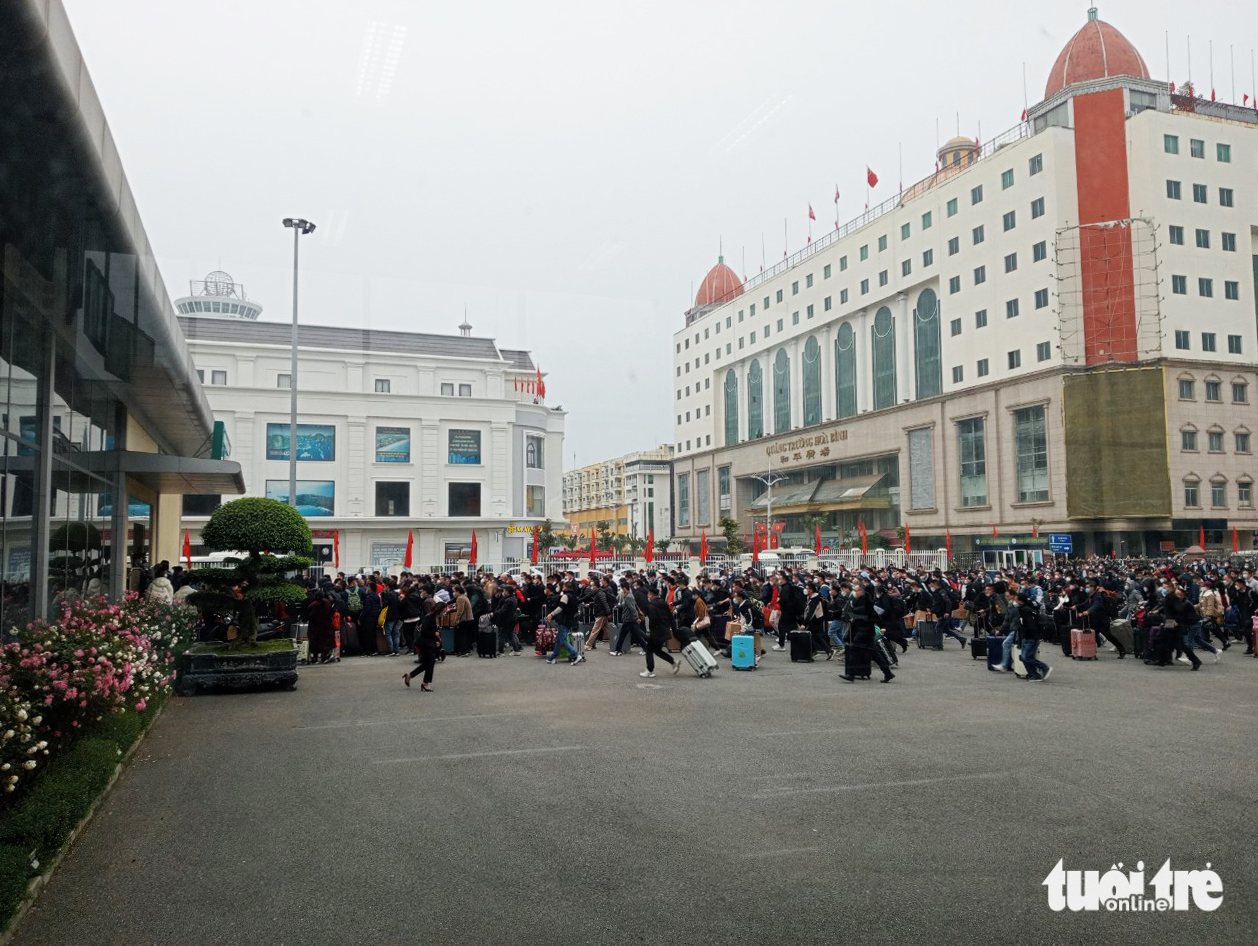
[[64, 0, 1257, 468]]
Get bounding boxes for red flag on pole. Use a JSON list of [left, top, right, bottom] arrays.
[[700, 530, 709, 561], [536, 367, 546, 399], [1233, 527, 1239, 552], [1032, 523, 1039, 538], [834, 186, 840, 203], [1199, 525, 1206, 548], [904, 525, 911, 555], [866, 167, 878, 187], [589, 527, 597, 570], [531, 526, 539, 565], [1211, 88, 1216, 102], [646, 527, 654, 564], [858, 519, 868, 555], [815, 522, 822, 557], [469, 529, 477, 566], [751, 529, 760, 565], [404, 529, 413, 568], [1020, 107, 1027, 122], [993, 526, 999, 538], [1170, 81, 1176, 93], [946, 528, 952, 562], [183, 529, 192, 570], [808, 204, 816, 221], [333, 530, 340, 569]]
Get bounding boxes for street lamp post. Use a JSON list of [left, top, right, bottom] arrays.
[[749, 470, 787, 547], [282, 217, 316, 509]]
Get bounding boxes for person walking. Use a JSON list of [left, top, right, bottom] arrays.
[[545, 580, 586, 665], [452, 583, 475, 657], [841, 582, 895, 683], [493, 583, 522, 655], [803, 582, 835, 659], [640, 586, 680, 678], [380, 580, 401, 656], [306, 590, 337, 664], [1014, 590, 1052, 682], [611, 579, 648, 655], [403, 588, 440, 691]]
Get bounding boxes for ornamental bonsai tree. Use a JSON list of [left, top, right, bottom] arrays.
[[187, 498, 313, 645]]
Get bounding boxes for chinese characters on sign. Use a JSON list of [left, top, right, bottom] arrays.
[[766, 428, 848, 465]]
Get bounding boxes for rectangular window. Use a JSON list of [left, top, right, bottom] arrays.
[[823, 296, 832, 311], [791, 280, 799, 295], [1008, 349, 1022, 369], [1014, 405, 1049, 502], [1029, 154, 1043, 175], [1001, 169, 1014, 190], [923, 248, 934, 266], [879, 270, 888, 287], [1166, 180, 1181, 200], [1036, 341, 1051, 361], [840, 289, 848, 304], [972, 225, 985, 245], [1032, 240, 1047, 262], [806, 304, 814, 319], [1222, 232, 1237, 252], [196, 369, 204, 382], [902, 259, 912, 277], [900, 223, 911, 241], [448, 482, 481, 517], [1004, 253, 1017, 273], [440, 382, 454, 396], [1219, 187, 1235, 207], [677, 473, 690, 527], [1034, 288, 1048, 309], [1205, 378, 1221, 400], [952, 365, 964, 383], [277, 373, 291, 388], [947, 197, 958, 217], [1225, 281, 1240, 300], [974, 265, 986, 285], [948, 236, 960, 256], [1237, 432, 1251, 453], [1178, 379, 1195, 400], [1169, 225, 1184, 245], [1195, 228, 1210, 248], [950, 317, 962, 336], [763, 296, 770, 309], [949, 276, 960, 294], [977, 358, 989, 377], [806, 273, 813, 288], [525, 435, 544, 469], [1030, 197, 1045, 219], [374, 378, 391, 393], [1182, 430, 1198, 451], [375, 481, 410, 517], [1174, 330, 1190, 350], [750, 303, 755, 315], [975, 309, 988, 328], [776, 289, 783, 302], [957, 417, 988, 506], [1229, 336, 1243, 355], [823, 264, 831, 278], [860, 244, 869, 261], [1217, 142, 1231, 162], [696, 469, 710, 526], [861, 278, 870, 295], [922, 211, 933, 230], [448, 429, 482, 464], [839, 256, 848, 271], [1239, 481, 1253, 506], [908, 427, 936, 510], [1164, 134, 1179, 154], [1211, 481, 1226, 507], [1192, 183, 1207, 203], [211, 370, 227, 386], [1171, 275, 1187, 294], [526, 485, 545, 517], [1184, 481, 1199, 508], [1003, 210, 1016, 231], [1006, 298, 1020, 319], [376, 426, 411, 463], [878, 235, 888, 252], [1198, 278, 1213, 298], [971, 185, 983, 205], [1189, 138, 1205, 158]]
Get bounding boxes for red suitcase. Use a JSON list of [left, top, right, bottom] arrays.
[[1071, 628, 1098, 660]]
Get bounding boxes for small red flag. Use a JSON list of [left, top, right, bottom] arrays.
[[469, 529, 477, 566], [1032, 523, 1039, 538], [536, 367, 546, 399], [333, 530, 340, 569], [1211, 88, 1216, 102], [858, 519, 868, 555], [808, 204, 816, 221], [751, 529, 759, 564], [183, 529, 192, 570], [1199, 526, 1206, 549], [531, 526, 539, 565], [904, 524, 911, 555], [993, 526, 998, 538], [1170, 81, 1176, 93], [815, 523, 822, 557], [834, 185, 840, 203], [866, 167, 878, 188], [700, 530, 709, 561], [1233, 528, 1239, 553], [1020, 107, 1027, 122], [646, 527, 654, 564], [1245, 94, 1250, 106], [404, 529, 413, 568]]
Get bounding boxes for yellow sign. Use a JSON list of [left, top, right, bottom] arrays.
[[766, 428, 848, 465], [506, 524, 538, 534]]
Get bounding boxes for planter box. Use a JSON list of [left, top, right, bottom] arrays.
[[176, 647, 298, 695]]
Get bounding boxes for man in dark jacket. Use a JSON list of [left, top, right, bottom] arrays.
[[1085, 579, 1126, 658], [772, 573, 805, 650], [587, 577, 614, 650], [493, 584, 521, 655], [841, 582, 894, 683], [929, 577, 967, 649], [641, 587, 680, 678]]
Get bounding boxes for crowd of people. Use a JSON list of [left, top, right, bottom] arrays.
[[250, 554, 1258, 691]]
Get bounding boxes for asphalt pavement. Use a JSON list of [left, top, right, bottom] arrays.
[[11, 637, 1257, 946]]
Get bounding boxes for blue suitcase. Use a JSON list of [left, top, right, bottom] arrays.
[[731, 634, 756, 670], [986, 635, 1004, 670]]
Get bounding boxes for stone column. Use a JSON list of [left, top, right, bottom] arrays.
[[856, 309, 872, 413], [737, 359, 749, 442], [822, 324, 836, 422], [792, 336, 804, 430], [896, 292, 913, 403], [763, 351, 775, 435]]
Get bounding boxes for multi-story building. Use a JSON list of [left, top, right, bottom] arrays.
[[179, 297, 565, 569], [670, 9, 1258, 561], [563, 446, 673, 539]]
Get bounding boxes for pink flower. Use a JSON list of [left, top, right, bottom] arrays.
[[135, 700, 146, 711]]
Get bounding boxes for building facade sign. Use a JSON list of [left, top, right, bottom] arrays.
[[766, 428, 849, 466]]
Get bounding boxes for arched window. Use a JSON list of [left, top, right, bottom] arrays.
[[914, 287, 942, 399], [747, 359, 763, 439], [774, 349, 791, 434], [836, 322, 857, 419], [872, 305, 896, 410], [525, 440, 538, 467], [724, 368, 739, 446], [803, 336, 822, 426]]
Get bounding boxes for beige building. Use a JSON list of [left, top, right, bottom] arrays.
[[563, 446, 673, 539]]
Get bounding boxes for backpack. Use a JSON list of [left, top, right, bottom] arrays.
[[747, 597, 765, 629], [1103, 593, 1119, 619], [347, 588, 363, 614]]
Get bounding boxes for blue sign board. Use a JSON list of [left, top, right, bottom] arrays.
[[1048, 533, 1073, 553]]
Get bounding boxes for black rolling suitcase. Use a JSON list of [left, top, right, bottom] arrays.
[[476, 615, 498, 657], [788, 630, 814, 662], [844, 642, 873, 679]]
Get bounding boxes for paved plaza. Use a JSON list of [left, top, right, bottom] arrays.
[[12, 643, 1257, 946]]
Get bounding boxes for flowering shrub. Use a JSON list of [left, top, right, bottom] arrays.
[[0, 594, 195, 793]]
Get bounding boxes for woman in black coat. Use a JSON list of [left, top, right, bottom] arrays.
[[842, 583, 895, 683]]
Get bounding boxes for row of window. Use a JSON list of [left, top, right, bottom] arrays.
[[1176, 377, 1248, 402], [1166, 180, 1234, 206], [177, 300, 261, 318], [370, 481, 544, 518], [1166, 226, 1239, 251], [199, 368, 482, 397], [1172, 332, 1244, 355], [1163, 134, 1232, 163], [1183, 478, 1253, 510], [949, 342, 1053, 383], [1180, 428, 1251, 453], [1169, 274, 1242, 300]]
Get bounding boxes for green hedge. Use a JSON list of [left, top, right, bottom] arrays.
[[0, 698, 167, 930]]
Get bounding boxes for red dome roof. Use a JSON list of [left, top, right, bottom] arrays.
[[694, 257, 743, 308], [1044, 10, 1149, 98]]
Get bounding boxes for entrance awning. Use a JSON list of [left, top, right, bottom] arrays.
[[747, 481, 820, 512], [83, 451, 246, 495]]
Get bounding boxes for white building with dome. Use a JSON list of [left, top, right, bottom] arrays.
[[670, 8, 1258, 561]]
